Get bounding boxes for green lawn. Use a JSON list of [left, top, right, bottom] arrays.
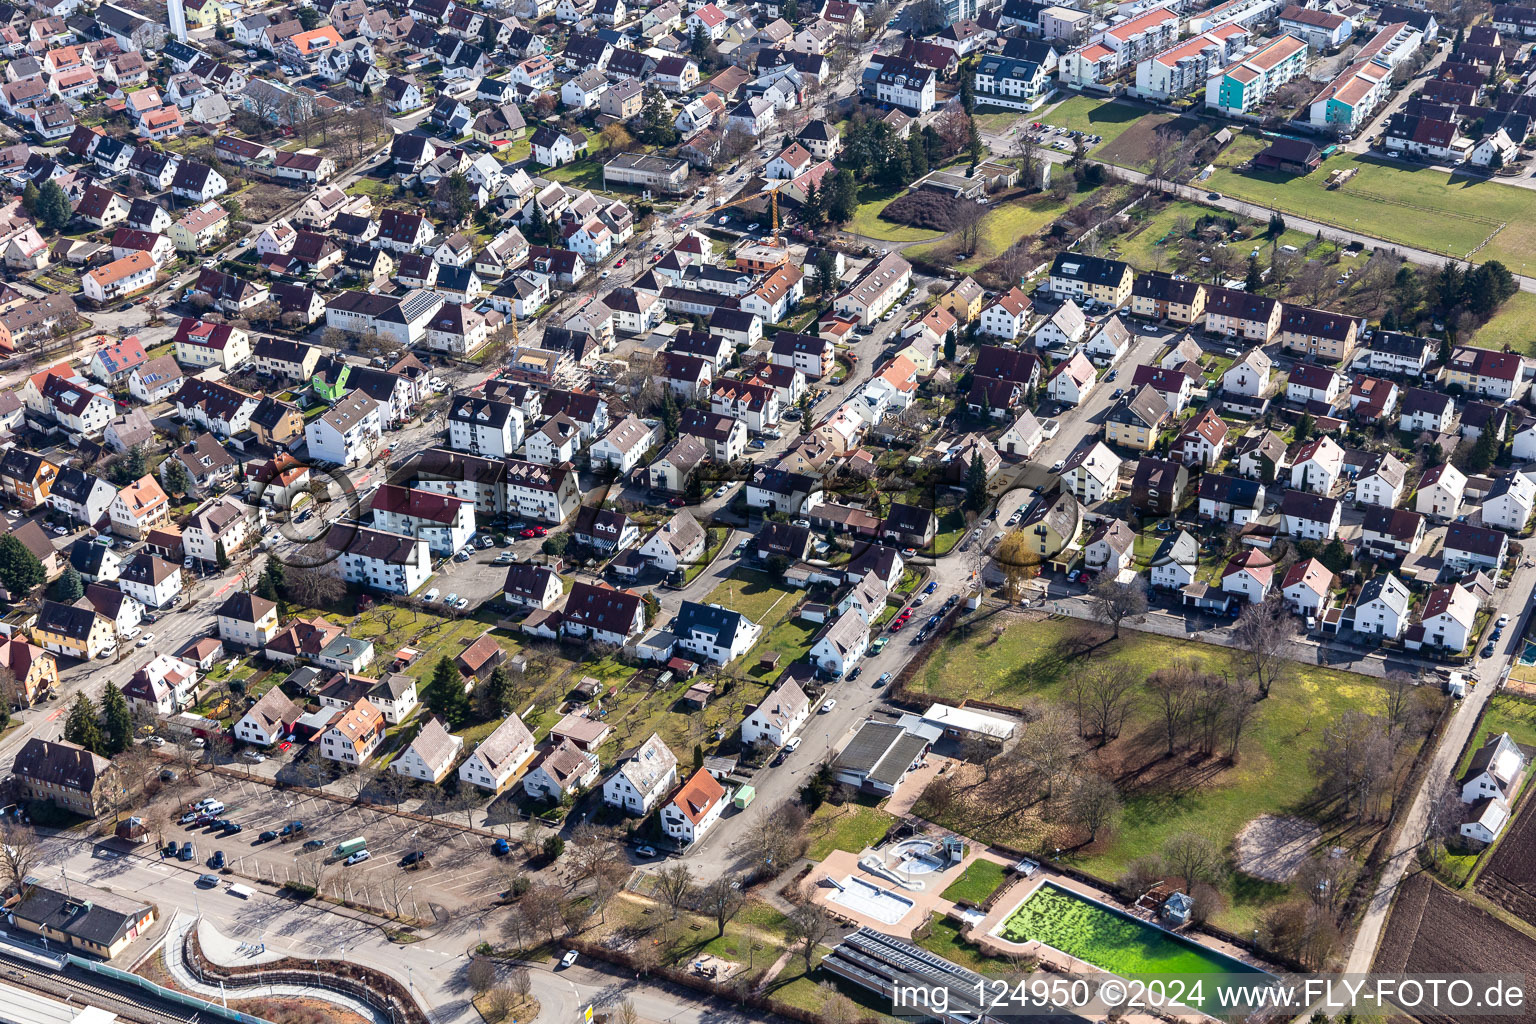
[[1455, 694, 1536, 777], [974, 108, 1026, 132], [804, 801, 898, 861], [1206, 135, 1536, 268], [1472, 291, 1536, 354], [913, 615, 1418, 932], [913, 913, 1014, 975], [1041, 95, 1147, 151], [906, 194, 1068, 264], [847, 183, 944, 243], [703, 570, 799, 625], [940, 858, 1008, 905], [541, 159, 606, 191], [748, 617, 817, 680]]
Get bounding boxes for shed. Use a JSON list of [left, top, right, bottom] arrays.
[[682, 682, 715, 709]]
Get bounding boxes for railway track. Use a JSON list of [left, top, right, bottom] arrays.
[[0, 949, 202, 1024]]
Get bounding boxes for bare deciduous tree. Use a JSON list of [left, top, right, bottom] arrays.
[[1162, 831, 1222, 893], [1089, 576, 1148, 640], [1067, 774, 1123, 842], [785, 903, 835, 973], [701, 875, 746, 937], [0, 821, 42, 896], [655, 862, 694, 920], [1233, 593, 1292, 698], [1081, 663, 1139, 745], [1311, 710, 1393, 820]]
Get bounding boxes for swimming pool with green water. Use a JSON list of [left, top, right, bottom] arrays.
[[998, 882, 1265, 979]]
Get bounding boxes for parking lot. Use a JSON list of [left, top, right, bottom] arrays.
[[148, 773, 526, 916]]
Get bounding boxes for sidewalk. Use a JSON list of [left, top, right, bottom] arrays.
[[159, 913, 388, 1024]]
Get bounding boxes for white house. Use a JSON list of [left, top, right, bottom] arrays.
[[1414, 463, 1466, 519], [216, 591, 279, 648], [809, 607, 868, 678], [659, 769, 728, 846], [1279, 491, 1340, 541], [118, 552, 183, 610], [1150, 530, 1198, 590], [1356, 453, 1407, 509], [390, 715, 463, 783], [1281, 558, 1333, 616], [369, 484, 476, 556], [1045, 351, 1096, 406], [1060, 441, 1121, 503], [602, 732, 679, 814], [318, 698, 385, 765], [670, 601, 761, 665], [1219, 550, 1274, 605], [1351, 573, 1411, 639], [323, 522, 432, 596], [737, 684, 811, 749], [1289, 436, 1344, 495], [1482, 473, 1535, 533], [458, 713, 537, 793], [304, 390, 382, 467], [1417, 582, 1477, 654], [1460, 732, 1525, 805], [522, 739, 600, 801], [638, 511, 707, 573], [233, 687, 301, 747]]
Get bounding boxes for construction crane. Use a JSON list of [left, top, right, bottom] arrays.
[[700, 185, 783, 246]]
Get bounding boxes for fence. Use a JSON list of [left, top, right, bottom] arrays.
[[68, 954, 281, 1024], [181, 924, 430, 1024]]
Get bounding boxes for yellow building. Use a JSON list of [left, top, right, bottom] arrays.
[[939, 277, 985, 323], [1130, 273, 1207, 324], [32, 599, 114, 660], [1103, 385, 1167, 452], [10, 877, 154, 958], [1049, 253, 1133, 307], [183, 0, 235, 28], [0, 635, 55, 702], [1277, 303, 1360, 364]]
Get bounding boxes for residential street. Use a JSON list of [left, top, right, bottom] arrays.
[[1343, 559, 1536, 973]]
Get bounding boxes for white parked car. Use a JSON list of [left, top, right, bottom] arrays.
[[423, 588, 440, 602], [345, 850, 371, 865], [136, 632, 155, 647]]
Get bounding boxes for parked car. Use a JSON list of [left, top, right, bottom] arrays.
[[258, 830, 279, 843], [559, 950, 579, 969], [345, 850, 371, 865], [303, 838, 325, 851], [400, 850, 426, 867], [197, 873, 220, 887], [634, 845, 657, 858]]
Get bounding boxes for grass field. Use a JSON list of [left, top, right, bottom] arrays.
[[1041, 95, 1148, 152], [906, 194, 1068, 264], [1472, 291, 1536, 354], [974, 109, 1027, 133], [703, 570, 799, 626], [940, 858, 1009, 905], [1109, 199, 1216, 272], [912, 614, 1419, 931], [804, 800, 897, 861], [848, 183, 944, 243], [1206, 135, 1536, 268]]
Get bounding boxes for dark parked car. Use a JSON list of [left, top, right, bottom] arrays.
[[400, 850, 426, 867]]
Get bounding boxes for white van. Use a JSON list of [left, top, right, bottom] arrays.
[[227, 883, 255, 899], [202, 801, 225, 815]]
